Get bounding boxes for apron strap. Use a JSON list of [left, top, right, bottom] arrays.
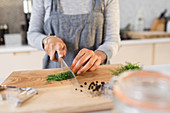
[[50, 0, 63, 15], [57, 0, 64, 14], [50, 0, 55, 15], [91, 0, 96, 11], [92, 0, 104, 13]]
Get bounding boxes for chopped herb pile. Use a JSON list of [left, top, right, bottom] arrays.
[[46, 71, 77, 84], [109, 62, 142, 75]]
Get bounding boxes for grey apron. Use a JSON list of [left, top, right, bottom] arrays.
[[43, 0, 105, 69]]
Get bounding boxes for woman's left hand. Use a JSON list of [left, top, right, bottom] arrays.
[[70, 48, 107, 74]]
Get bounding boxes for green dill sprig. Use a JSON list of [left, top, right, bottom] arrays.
[[109, 62, 142, 75], [46, 71, 78, 84]]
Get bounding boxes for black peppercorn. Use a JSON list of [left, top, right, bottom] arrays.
[[84, 82, 87, 85], [97, 85, 101, 91], [88, 82, 95, 90], [80, 85, 83, 88], [80, 90, 83, 92], [101, 82, 105, 85], [98, 85, 101, 88]]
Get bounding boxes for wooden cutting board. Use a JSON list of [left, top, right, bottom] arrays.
[[1, 65, 118, 113], [127, 31, 170, 39]]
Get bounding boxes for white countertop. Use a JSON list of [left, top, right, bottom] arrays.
[[0, 45, 39, 53], [0, 38, 170, 53], [143, 64, 170, 76], [121, 37, 170, 45]]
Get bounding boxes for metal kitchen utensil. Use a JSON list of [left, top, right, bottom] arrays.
[[0, 85, 38, 107], [59, 58, 79, 86]]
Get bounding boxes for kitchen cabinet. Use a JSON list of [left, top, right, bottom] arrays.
[[110, 44, 153, 65], [154, 42, 170, 64], [0, 50, 45, 78], [110, 40, 170, 66]]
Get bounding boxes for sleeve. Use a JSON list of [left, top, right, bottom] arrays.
[[96, 0, 121, 63], [27, 0, 47, 50]]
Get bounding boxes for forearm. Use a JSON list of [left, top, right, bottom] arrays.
[[97, 0, 120, 62], [27, 32, 46, 50], [27, 0, 46, 50]]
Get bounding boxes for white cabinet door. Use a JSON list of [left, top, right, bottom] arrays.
[[110, 44, 153, 65], [0, 51, 45, 78], [154, 42, 170, 65]]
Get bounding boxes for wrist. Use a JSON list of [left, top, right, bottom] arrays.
[[43, 35, 53, 46], [95, 50, 107, 64], [43, 37, 47, 46]]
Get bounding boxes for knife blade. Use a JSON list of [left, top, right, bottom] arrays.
[[59, 58, 79, 86]]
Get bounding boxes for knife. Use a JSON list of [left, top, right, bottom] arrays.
[[59, 57, 79, 86]]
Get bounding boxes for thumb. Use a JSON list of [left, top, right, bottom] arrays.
[[57, 50, 65, 58]]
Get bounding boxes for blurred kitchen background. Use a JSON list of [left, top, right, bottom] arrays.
[[120, 0, 170, 29], [0, 0, 31, 45], [0, 0, 170, 44], [0, 0, 170, 81]]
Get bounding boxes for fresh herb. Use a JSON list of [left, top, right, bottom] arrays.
[[46, 80, 52, 85], [109, 62, 142, 75], [46, 71, 78, 84]]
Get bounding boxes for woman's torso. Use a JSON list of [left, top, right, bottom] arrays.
[[42, 0, 106, 68], [43, 0, 111, 22]]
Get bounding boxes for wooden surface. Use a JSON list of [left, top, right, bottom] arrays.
[[1, 65, 118, 113], [127, 31, 170, 39]]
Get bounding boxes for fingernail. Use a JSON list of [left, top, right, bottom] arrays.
[[59, 55, 63, 58], [70, 64, 74, 70], [77, 71, 81, 75]]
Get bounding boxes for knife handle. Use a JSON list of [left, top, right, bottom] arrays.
[[159, 9, 167, 19], [55, 52, 59, 61]]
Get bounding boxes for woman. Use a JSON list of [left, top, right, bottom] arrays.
[[27, 0, 120, 74]]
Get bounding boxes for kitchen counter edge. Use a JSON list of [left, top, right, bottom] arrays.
[[0, 37, 170, 53]]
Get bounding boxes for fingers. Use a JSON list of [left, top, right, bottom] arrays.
[[77, 55, 98, 74], [71, 48, 103, 74], [88, 59, 101, 72], [56, 43, 67, 58], [70, 49, 86, 69], [44, 36, 67, 62], [71, 49, 93, 74]]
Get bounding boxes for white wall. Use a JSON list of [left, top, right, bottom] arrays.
[[119, 0, 170, 29]]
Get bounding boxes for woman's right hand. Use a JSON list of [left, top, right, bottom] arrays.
[[43, 36, 67, 62]]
